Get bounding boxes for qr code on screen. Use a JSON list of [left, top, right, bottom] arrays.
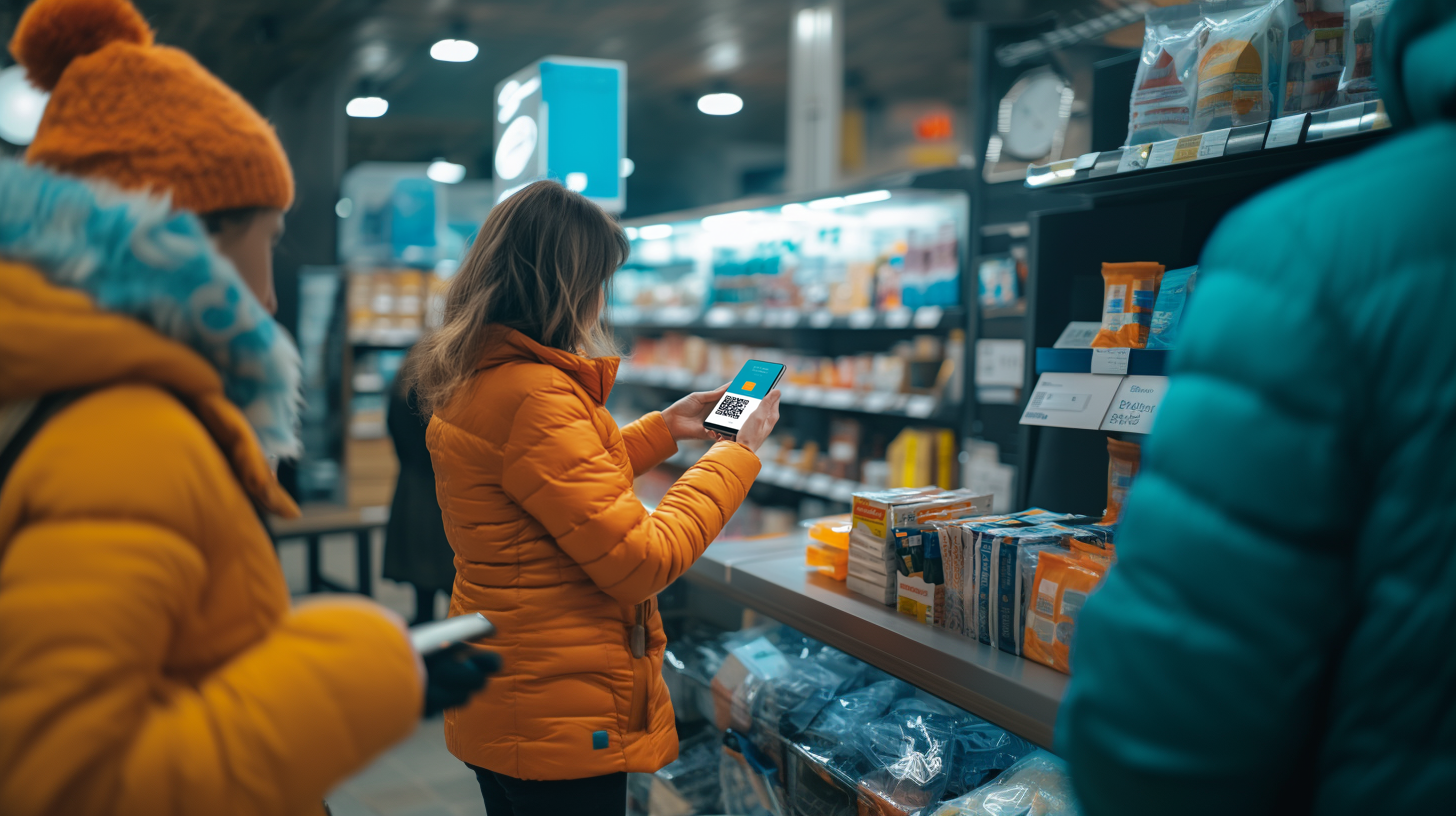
[[715, 395, 750, 420]]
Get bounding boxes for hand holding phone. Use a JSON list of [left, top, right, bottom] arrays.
[[704, 360, 786, 451]]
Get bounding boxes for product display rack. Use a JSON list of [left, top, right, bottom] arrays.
[[684, 536, 1068, 749]]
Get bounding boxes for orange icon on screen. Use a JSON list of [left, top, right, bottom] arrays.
[[742, 382, 756, 391]]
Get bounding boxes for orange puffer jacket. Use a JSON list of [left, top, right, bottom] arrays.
[[0, 161, 422, 815], [429, 327, 760, 779]]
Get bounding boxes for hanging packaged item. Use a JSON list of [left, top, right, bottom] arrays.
[[1192, 0, 1295, 133], [1283, 11, 1347, 114], [1338, 0, 1390, 104], [1127, 3, 1209, 145], [1147, 266, 1198, 350], [1023, 550, 1111, 675], [1090, 262, 1166, 349], [1101, 438, 1142, 526]]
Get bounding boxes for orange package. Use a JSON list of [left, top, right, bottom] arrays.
[[1101, 437, 1141, 526], [1091, 262, 1165, 348], [1022, 549, 1109, 674]]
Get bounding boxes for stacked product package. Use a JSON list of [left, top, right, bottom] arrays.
[[848, 489, 991, 606]]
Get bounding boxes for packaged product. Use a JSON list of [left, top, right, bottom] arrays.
[[1023, 549, 1111, 675], [1146, 265, 1198, 350], [973, 524, 1075, 656], [955, 511, 1072, 644], [1338, 0, 1389, 104], [927, 750, 1082, 816], [1101, 438, 1142, 526], [721, 729, 783, 816], [632, 730, 723, 816], [853, 699, 963, 815], [1191, 0, 1295, 133], [711, 636, 792, 731], [1090, 262, 1166, 349], [807, 513, 853, 581], [948, 720, 1038, 796], [1127, 3, 1208, 145], [1283, 13, 1347, 114]]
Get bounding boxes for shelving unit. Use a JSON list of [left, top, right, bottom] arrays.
[[684, 536, 1068, 749]]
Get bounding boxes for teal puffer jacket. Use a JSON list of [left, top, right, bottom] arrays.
[[1058, 1, 1456, 813]]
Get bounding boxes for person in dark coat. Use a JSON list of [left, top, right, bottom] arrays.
[[384, 378, 456, 623]]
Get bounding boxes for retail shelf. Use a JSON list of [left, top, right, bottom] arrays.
[[1025, 102, 1390, 199], [683, 536, 1068, 748], [659, 451, 868, 504], [617, 366, 956, 424], [609, 304, 963, 332], [1035, 347, 1169, 376]]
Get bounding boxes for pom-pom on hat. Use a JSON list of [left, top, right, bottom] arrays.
[[9, 0, 294, 214]]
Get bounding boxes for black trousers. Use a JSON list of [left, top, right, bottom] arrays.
[[466, 763, 626, 816]]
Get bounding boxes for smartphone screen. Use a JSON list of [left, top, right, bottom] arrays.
[[706, 360, 786, 436]]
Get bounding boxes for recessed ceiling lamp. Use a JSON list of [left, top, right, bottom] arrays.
[[620, 158, 635, 178], [431, 38, 478, 62], [0, 65, 49, 146], [427, 159, 466, 184], [346, 96, 388, 118], [697, 92, 743, 116]]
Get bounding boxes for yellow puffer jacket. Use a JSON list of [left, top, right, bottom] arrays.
[[429, 327, 760, 779], [0, 161, 422, 816]]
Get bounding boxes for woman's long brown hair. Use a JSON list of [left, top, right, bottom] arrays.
[[405, 180, 629, 414]]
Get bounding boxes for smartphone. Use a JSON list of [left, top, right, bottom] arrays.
[[410, 613, 496, 655], [704, 359, 786, 440]]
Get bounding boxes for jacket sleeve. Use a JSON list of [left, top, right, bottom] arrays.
[[619, 411, 679, 477], [502, 386, 760, 605], [1056, 243, 1361, 815], [0, 518, 423, 816]]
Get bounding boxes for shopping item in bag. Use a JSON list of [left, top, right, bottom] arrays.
[[1101, 438, 1142, 526], [1192, 0, 1295, 133], [1338, 0, 1389, 103], [927, 750, 1083, 816], [1023, 549, 1111, 675], [1091, 263, 1165, 349], [1127, 3, 1209, 144], [1147, 266, 1198, 350]]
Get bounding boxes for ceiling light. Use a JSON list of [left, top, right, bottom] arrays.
[[428, 159, 467, 184], [564, 172, 588, 192], [431, 38, 478, 62], [639, 224, 673, 240], [843, 190, 891, 206], [0, 66, 49, 146], [705, 41, 742, 73], [494, 115, 538, 180], [620, 158, 635, 178], [497, 76, 540, 123], [697, 92, 743, 116], [346, 96, 388, 118], [335, 198, 354, 219]]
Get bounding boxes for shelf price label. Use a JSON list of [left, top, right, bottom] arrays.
[[1090, 347, 1130, 376], [810, 310, 835, 328], [913, 306, 944, 328], [848, 309, 878, 329], [1171, 135, 1203, 164], [1116, 144, 1151, 173], [1145, 139, 1178, 169], [1197, 128, 1231, 159], [1099, 375, 1169, 434], [904, 395, 937, 418], [1265, 113, 1308, 148], [883, 307, 913, 328], [1021, 373, 1123, 431]]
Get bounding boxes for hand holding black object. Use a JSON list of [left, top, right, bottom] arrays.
[[423, 644, 502, 717]]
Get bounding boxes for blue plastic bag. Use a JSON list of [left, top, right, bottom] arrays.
[[1147, 266, 1197, 350]]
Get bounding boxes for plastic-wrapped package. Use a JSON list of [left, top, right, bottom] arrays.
[[1338, 0, 1389, 104], [948, 720, 1038, 796], [713, 636, 794, 732], [1127, 3, 1208, 145], [1283, 11, 1347, 114], [803, 680, 911, 746], [634, 731, 725, 816], [1146, 266, 1198, 350], [1100, 438, 1142, 526], [1192, 0, 1295, 133], [927, 750, 1083, 816], [787, 742, 860, 816], [722, 729, 785, 816], [852, 698, 965, 814], [1023, 550, 1110, 675], [1090, 263, 1165, 350]]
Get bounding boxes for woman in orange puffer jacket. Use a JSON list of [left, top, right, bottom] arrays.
[[408, 180, 781, 816]]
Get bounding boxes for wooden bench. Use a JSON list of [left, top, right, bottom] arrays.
[[270, 504, 389, 596]]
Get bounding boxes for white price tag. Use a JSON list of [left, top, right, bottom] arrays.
[[1145, 139, 1178, 169], [809, 310, 834, 328], [694, 373, 720, 391], [1197, 128, 1231, 159], [1021, 372, 1124, 430], [1099, 375, 1169, 434], [1053, 321, 1102, 349], [913, 306, 944, 328], [831, 479, 860, 503], [778, 384, 803, 403], [1073, 152, 1099, 171], [798, 387, 826, 405], [1116, 145, 1150, 173], [703, 306, 735, 327], [740, 306, 763, 326], [1171, 135, 1203, 164], [975, 339, 1025, 387], [666, 369, 694, 389], [806, 473, 835, 497], [823, 389, 858, 409], [848, 310, 877, 329], [1090, 347, 1131, 376], [1265, 114, 1307, 148], [883, 307, 912, 328], [862, 392, 896, 413], [904, 395, 936, 418]]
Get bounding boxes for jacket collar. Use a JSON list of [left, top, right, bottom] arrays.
[[477, 326, 619, 404], [0, 159, 301, 460]]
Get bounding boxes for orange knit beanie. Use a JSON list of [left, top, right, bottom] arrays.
[[9, 0, 294, 214]]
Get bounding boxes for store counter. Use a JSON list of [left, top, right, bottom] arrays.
[[686, 535, 1068, 749]]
